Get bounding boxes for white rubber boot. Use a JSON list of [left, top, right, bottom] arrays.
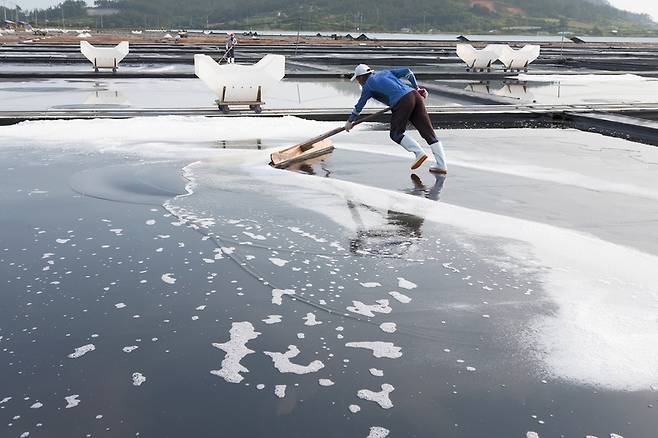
[[400, 135, 428, 170], [429, 140, 448, 174]]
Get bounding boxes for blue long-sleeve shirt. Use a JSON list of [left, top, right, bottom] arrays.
[[349, 68, 418, 121]]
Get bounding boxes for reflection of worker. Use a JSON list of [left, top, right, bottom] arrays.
[[345, 64, 447, 174], [225, 32, 238, 64]]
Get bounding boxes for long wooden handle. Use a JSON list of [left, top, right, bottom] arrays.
[[298, 107, 391, 152]]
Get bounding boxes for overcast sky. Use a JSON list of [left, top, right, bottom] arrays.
[[7, 0, 658, 21]]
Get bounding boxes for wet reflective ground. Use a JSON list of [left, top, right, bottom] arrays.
[[1, 123, 657, 438]]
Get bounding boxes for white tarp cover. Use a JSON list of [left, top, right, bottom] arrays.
[[498, 45, 541, 70], [456, 44, 540, 70], [194, 54, 286, 103], [80, 41, 130, 69]]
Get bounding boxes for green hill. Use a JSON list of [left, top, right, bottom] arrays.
[[15, 0, 658, 35]]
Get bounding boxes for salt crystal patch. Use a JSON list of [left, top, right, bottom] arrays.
[[0, 397, 11, 404], [271, 288, 295, 305], [256, 384, 265, 390], [346, 342, 402, 359], [64, 395, 80, 409], [56, 238, 69, 244], [397, 277, 417, 290], [68, 344, 95, 358], [318, 379, 334, 387], [347, 300, 392, 317], [132, 372, 146, 386], [243, 232, 266, 240], [161, 273, 176, 284], [221, 247, 235, 255], [349, 404, 361, 413], [123, 346, 139, 353], [274, 385, 286, 398], [379, 323, 397, 333], [114, 302, 126, 309], [264, 345, 325, 374], [210, 322, 261, 383], [360, 282, 382, 288], [262, 315, 282, 324], [30, 402, 43, 409], [357, 384, 395, 409], [388, 291, 412, 303], [303, 312, 322, 326], [20, 432, 30, 438], [269, 258, 289, 267], [145, 220, 156, 225], [368, 427, 390, 438], [196, 305, 207, 311], [467, 366, 476, 372], [369, 368, 384, 377], [526, 433, 540, 438]]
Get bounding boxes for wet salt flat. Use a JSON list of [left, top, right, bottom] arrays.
[[1, 117, 658, 437], [0, 78, 462, 112], [447, 74, 658, 105]]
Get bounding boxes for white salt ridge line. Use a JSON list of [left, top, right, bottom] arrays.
[[397, 277, 417, 290], [243, 231, 266, 240], [264, 345, 325, 374], [379, 323, 397, 333], [257, 162, 658, 391], [269, 257, 289, 267], [114, 302, 126, 309], [357, 384, 395, 409], [288, 226, 327, 243], [68, 344, 95, 359], [367, 426, 391, 438], [271, 288, 295, 305], [211, 322, 261, 383], [30, 402, 43, 409], [303, 312, 322, 326], [360, 282, 382, 288], [262, 315, 282, 324], [64, 395, 80, 409], [388, 291, 412, 304], [318, 379, 334, 387], [347, 300, 392, 318], [369, 368, 384, 377], [346, 342, 402, 359], [274, 385, 286, 398], [132, 372, 146, 386], [122, 346, 139, 353], [349, 404, 361, 413], [161, 273, 176, 284]]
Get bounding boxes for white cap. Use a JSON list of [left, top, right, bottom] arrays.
[[350, 64, 374, 81]]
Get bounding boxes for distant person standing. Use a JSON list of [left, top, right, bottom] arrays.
[[225, 32, 238, 64]]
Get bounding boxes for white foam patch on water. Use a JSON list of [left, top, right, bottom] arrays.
[[67, 344, 95, 358], [249, 160, 658, 391], [274, 385, 286, 398], [132, 372, 146, 386], [303, 312, 322, 326], [269, 257, 289, 267], [211, 322, 261, 384], [357, 384, 395, 409], [264, 345, 325, 374], [388, 291, 412, 304], [347, 300, 392, 318], [367, 426, 390, 438], [272, 288, 295, 305], [64, 395, 80, 409], [360, 282, 382, 288], [397, 277, 417, 290], [161, 273, 176, 284], [346, 342, 403, 359], [262, 315, 282, 324], [349, 404, 361, 413], [379, 323, 397, 333], [318, 379, 335, 387]]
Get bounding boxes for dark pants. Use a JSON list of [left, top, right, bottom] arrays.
[[226, 48, 235, 58], [390, 91, 437, 145]]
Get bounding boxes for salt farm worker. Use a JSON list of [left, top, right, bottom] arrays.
[[225, 32, 238, 64], [345, 64, 447, 174]]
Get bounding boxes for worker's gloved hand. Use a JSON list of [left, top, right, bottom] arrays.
[[417, 87, 429, 99], [344, 120, 355, 132]]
